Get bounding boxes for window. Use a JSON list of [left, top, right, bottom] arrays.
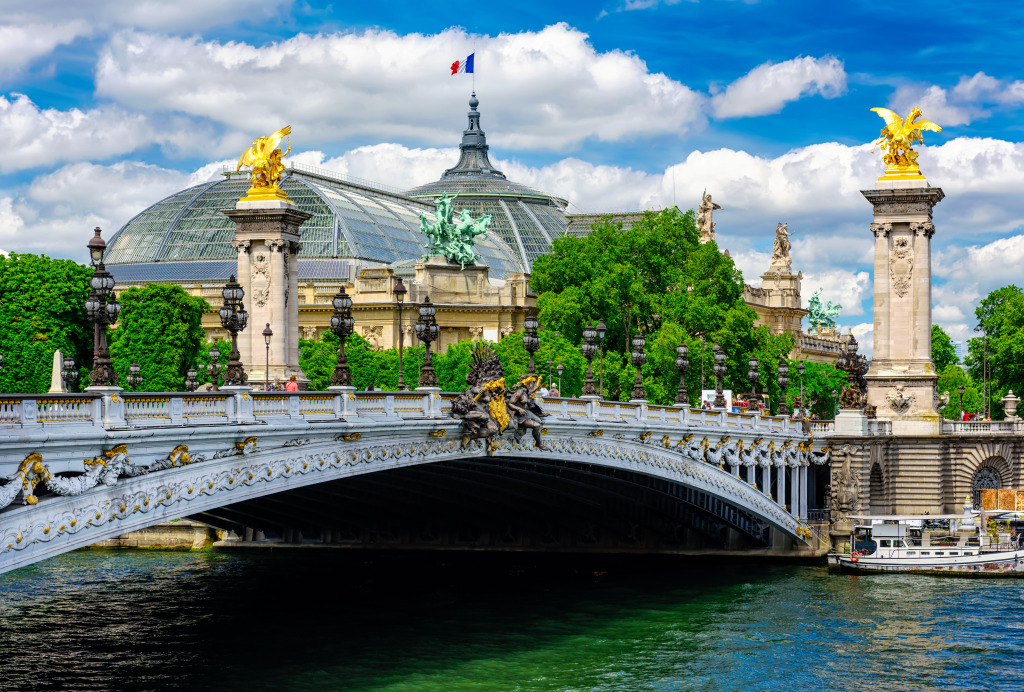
[[880, 540, 891, 547]]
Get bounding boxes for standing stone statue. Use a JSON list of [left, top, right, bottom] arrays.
[[771, 222, 793, 269], [696, 191, 721, 244]]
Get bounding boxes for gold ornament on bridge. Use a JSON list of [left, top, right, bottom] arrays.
[[236, 126, 292, 202], [870, 107, 941, 181]]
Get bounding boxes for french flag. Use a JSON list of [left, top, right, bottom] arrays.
[[451, 53, 474, 75]]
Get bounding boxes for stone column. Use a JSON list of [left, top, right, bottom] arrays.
[[791, 465, 802, 519], [762, 465, 771, 497], [799, 465, 809, 519], [862, 183, 944, 435], [224, 202, 311, 389], [778, 465, 787, 509]]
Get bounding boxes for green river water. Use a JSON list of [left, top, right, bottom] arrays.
[[1, 550, 1022, 691]]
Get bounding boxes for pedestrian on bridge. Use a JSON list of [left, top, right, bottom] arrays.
[[285, 375, 299, 392]]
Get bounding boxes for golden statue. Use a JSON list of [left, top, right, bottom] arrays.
[[236, 125, 292, 202], [870, 107, 941, 180]]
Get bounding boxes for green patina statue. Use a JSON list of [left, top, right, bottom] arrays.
[[419, 193, 492, 269], [807, 289, 842, 334]]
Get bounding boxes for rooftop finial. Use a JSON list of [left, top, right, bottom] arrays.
[[469, 91, 479, 110]]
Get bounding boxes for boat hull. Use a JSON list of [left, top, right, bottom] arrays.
[[832, 550, 1024, 576]]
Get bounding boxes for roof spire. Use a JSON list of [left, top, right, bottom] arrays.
[[441, 92, 506, 180]]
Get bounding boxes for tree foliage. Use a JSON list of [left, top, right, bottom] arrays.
[[785, 360, 848, 419], [936, 365, 984, 420], [966, 285, 1024, 417], [108, 284, 211, 391], [931, 324, 958, 373], [0, 253, 92, 394]]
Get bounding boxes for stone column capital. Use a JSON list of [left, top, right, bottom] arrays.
[[266, 239, 287, 252], [870, 222, 892, 238], [231, 239, 251, 253], [910, 221, 935, 238]]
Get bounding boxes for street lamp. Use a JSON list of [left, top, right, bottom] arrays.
[[581, 322, 598, 396], [547, 359, 553, 387], [262, 323, 273, 391], [394, 277, 407, 390], [415, 296, 439, 387], [556, 362, 564, 394], [218, 274, 249, 386], [61, 354, 77, 391], [329, 286, 354, 386], [777, 360, 790, 416], [631, 331, 647, 401], [185, 365, 199, 392], [831, 388, 839, 417], [747, 356, 760, 410], [958, 383, 965, 414], [675, 339, 690, 406], [797, 361, 806, 417], [127, 360, 143, 391], [712, 343, 727, 409], [207, 345, 221, 391], [84, 227, 121, 387], [523, 310, 540, 375], [596, 319, 607, 398]]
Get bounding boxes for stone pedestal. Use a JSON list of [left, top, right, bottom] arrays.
[[224, 202, 311, 389], [862, 181, 944, 435]]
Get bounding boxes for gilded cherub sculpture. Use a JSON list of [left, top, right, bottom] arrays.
[[870, 107, 941, 180], [236, 125, 292, 202]]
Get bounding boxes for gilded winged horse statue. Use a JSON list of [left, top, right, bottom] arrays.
[[236, 125, 292, 201], [870, 107, 941, 178]]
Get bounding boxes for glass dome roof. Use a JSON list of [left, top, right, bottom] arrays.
[[104, 167, 527, 281], [404, 93, 568, 268]]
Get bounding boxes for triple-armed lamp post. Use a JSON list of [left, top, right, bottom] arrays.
[[747, 356, 760, 410], [262, 323, 273, 391], [207, 346, 221, 391], [675, 339, 690, 406], [581, 322, 598, 396], [394, 277, 407, 390], [415, 297, 439, 387], [777, 360, 790, 416], [85, 228, 121, 388], [631, 331, 647, 401], [185, 365, 199, 392], [523, 311, 540, 375], [60, 355, 77, 391], [712, 343, 727, 408], [126, 361, 143, 391], [329, 286, 354, 387], [218, 275, 249, 386]]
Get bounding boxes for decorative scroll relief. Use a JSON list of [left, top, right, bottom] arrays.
[[887, 385, 915, 415], [890, 236, 914, 298], [0, 436, 477, 557]]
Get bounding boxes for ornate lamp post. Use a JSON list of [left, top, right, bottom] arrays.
[[556, 362, 564, 394], [185, 365, 199, 392], [777, 360, 790, 416], [415, 297, 439, 387], [596, 319, 607, 397], [581, 322, 598, 396], [262, 323, 273, 391], [329, 286, 354, 387], [797, 361, 806, 417], [218, 275, 249, 386], [547, 359, 553, 387], [207, 346, 221, 390], [61, 354, 78, 391], [631, 331, 647, 401], [85, 227, 121, 387], [674, 339, 690, 406], [747, 356, 760, 410], [523, 311, 540, 375], [394, 277, 408, 390], [958, 383, 965, 413], [831, 388, 839, 417], [712, 343, 727, 408], [126, 361, 143, 391]]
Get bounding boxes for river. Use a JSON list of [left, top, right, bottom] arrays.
[[1, 550, 1022, 691]]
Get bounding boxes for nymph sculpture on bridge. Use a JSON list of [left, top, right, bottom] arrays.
[[450, 343, 549, 450]]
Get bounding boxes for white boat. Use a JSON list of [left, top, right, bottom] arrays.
[[831, 498, 1024, 576]]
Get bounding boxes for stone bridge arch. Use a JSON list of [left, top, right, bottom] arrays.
[[949, 440, 1017, 508]]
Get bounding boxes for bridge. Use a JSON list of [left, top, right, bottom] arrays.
[[0, 388, 831, 575]]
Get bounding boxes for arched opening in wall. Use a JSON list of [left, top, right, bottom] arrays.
[[869, 463, 885, 515], [972, 466, 1001, 509]]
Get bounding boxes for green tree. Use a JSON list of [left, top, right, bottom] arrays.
[[108, 284, 211, 391], [0, 253, 93, 394], [786, 360, 848, 419], [299, 331, 379, 391], [966, 285, 1024, 417], [936, 365, 983, 420], [931, 324, 958, 373]]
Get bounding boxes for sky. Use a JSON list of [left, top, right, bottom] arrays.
[[2, 0, 1024, 354]]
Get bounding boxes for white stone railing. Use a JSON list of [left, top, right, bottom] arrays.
[[941, 419, 1023, 434], [809, 420, 835, 434]]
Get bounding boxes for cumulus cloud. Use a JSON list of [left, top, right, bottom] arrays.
[[0, 21, 90, 78], [801, 269, 870, 316], [0, 0, 289, 33], [95, 24, 707, 151], [888, 72, 1024, 128], [711, 56, 846, 119]]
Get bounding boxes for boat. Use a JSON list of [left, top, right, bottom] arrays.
[[831, 497, 1024, 576]]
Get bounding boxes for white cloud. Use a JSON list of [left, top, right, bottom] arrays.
[[887, 72, 1024, 128], [95, 24, 707, 151], [711, 56, 846, 119], [0, 197, 25, 240], [0, 0, 289, 33], [850, 323, 873, 359], [801, 269, 870, 316], [0, 21, 90, 77]]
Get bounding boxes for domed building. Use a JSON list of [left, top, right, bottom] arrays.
[[404, 93, 569, 268]]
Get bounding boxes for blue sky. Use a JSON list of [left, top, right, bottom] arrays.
[[2, 0, 1024, 351]]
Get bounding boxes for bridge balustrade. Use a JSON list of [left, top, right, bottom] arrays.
[[941, 419, 1024, 434]]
